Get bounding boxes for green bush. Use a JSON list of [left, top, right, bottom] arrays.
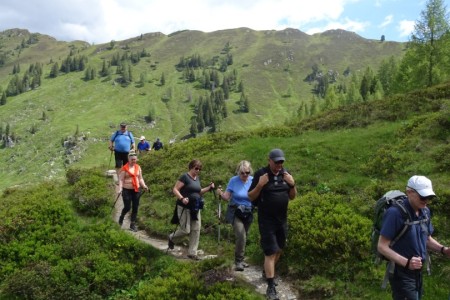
[[70, 171, 111, 217], [285, 192, 372, 280], [0, 184, 158, 299]]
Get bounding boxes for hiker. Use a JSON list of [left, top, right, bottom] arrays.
[[248, 149, 297, 300], [153, 137, 163, 151], [217, 160, 254, 271], [109, 123, 135, 173], [377, 175, 449, 300], [117, 152, 148, 232], [168, 159, 215, 260], [137, 136, 151, 154]]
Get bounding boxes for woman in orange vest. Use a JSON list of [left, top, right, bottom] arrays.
[[117, 152, 149, 231]]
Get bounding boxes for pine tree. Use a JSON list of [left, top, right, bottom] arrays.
[[0, 92, 6, 106], [401, 0, 450, 89]]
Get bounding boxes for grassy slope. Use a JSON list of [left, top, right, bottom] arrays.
[[0, 28, 404, 190]]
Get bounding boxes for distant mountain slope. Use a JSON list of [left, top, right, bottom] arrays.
[[0, 27, 405, 190]]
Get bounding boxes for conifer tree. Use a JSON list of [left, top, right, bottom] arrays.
[[0, 92, 6, 106]]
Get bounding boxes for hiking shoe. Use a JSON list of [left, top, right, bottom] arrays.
[[266, 285, 279, 300], [168, 236, 174, 250], [129, 223, 137, 232], [262, 270, 278, 286], [235, 262, 244, 271], [187, 254, 201, 261]]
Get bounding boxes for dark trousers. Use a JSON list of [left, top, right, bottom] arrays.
[[390, 265, 423, 300], [120, 188, 140, 223]]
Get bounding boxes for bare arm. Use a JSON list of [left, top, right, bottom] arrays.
[[283, 172, 297, 200], [248, 173, 268, 201], [378, 235, 423, 270], [138, 168, 148, 191], [217, 186, 231, 201], [117, 170, 124, 191], [200, 182, 215, 196], [427, 236, 450, 257]]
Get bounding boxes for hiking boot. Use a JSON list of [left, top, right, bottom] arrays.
[[262, 270, 278, 286], [118, 216, 124, 226], [168, 236, 174, 250], [266, 285, 279, 300], [235, 261, 244, 271], [129, 223, 137, 232]]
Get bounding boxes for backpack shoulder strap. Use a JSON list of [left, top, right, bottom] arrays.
[[390, 199, 412, 247], [112, 130, 120, 142]]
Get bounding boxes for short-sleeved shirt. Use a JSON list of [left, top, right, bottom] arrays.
[[137, 141, 150, 151], [248, 166, 291, 223], [111, 131, 134, 153], [153, 141, 163, 150], [225, 175, 253, 207], [380, 198, 433, 260], [177, 173, 202, 209]]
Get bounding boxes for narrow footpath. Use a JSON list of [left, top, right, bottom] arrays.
[[107, 170, 298, 300]]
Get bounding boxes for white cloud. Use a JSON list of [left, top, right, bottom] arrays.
[[398, 19, 415, 38], [0, 0, 357, 43], [379, 15, 393, 28]]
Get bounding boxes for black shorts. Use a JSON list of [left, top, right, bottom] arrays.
[[114, 151, 129, 168], [258, 217, 287, 256]]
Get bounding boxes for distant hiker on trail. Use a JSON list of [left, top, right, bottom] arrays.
[[377, 175, 450, 300], [248, 149, 297, 300], [137, 136, 151, 154], [109, 123, 135, 173], [168, 159, 215, 260], [117, 152, 148, 232], [153, 137, 163, 151], [217, 160, 254, 271]]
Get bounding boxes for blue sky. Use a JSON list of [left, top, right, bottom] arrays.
[[0, 0, 449, 44]]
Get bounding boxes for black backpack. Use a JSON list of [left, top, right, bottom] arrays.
[[371, 190, 409, 264], [371, 190, 431, 288]]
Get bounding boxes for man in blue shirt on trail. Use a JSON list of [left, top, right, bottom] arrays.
[[137, 136, 151, 154], [378, 175, 450, 300], [109, 123, 135, 173]]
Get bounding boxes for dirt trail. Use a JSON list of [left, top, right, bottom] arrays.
[[108, 170, 298, 300]]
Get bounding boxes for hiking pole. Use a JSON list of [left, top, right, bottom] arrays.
[[212, 188, 221, 244], [111, 191, 122, 213]]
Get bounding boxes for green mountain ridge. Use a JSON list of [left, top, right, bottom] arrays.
[[0, 27, 404, 190]]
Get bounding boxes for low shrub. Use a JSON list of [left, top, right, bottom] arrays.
[[70, 170, 111, 217], [285, 192, 372, 280]]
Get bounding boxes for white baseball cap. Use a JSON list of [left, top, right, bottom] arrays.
[[139, 136, 145, 140], [407, 175, 436, 197]]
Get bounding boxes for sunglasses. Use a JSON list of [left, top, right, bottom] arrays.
[[411, 188, 434, 202], [274, 160, 284, 165], [419, 195, 433, 202], [240, 171, 250, 175], [194, 167, 202, 171]]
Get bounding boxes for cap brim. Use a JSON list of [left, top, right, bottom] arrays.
[[272, 157, 285, 161], [416, 188, 436, 197]]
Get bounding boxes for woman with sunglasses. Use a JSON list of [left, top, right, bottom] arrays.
[[117, 151, 148, 232], [169, 159, 215, 260], [217, 160, 254, 271]]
